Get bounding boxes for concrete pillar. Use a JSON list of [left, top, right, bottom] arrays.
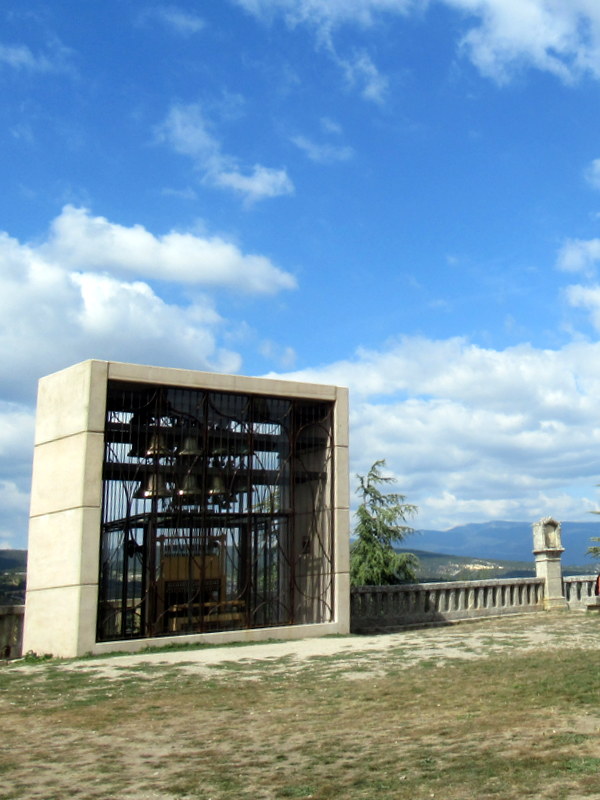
[[23, 361, 107, 657], [532, 517, 567, 610]]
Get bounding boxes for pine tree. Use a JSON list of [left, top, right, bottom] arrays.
[[350, 459, 418, 586]]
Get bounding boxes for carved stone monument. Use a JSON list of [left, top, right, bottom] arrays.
[[532, 517, 567, 610]]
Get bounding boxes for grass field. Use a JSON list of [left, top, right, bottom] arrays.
[[2, 614, 599, 800]]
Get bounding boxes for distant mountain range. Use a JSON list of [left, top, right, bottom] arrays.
[[410, 520, 600, 567], [1, 520, 598, 596], [0, 550, 26, 572], [2, 522, 599, 567], [397, 548, 593, 582]]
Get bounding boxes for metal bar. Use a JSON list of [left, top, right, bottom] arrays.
[[98, 380, 335, 642]]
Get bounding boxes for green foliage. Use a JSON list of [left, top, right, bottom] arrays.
[[586, 536, 600, 558], [350, 460, 418, 586], [0, 568, 26, 605], [587, 536, 600, 559], [588, 502, 600, 558], [23, 651, 53, 664]]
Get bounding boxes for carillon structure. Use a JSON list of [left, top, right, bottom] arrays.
[[23, 361, 350, 657]]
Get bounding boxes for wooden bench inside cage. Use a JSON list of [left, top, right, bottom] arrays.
[[158, 552, 246, 632]]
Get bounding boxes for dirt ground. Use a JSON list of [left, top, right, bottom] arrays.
[[3, 613, 600, 800], [62, 610, 600, 677]]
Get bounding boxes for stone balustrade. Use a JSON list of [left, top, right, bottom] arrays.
[[563, 575, 597, 608], [0, 605, 24, 660], [351, 577, 546, 633], [349, 518, 599, 633], [2, 513, 598, 658], [1, 574, 597, 657]]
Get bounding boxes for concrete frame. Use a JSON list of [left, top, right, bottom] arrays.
[[23, 360, 350, 658]]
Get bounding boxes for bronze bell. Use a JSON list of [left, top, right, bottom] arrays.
[[177, 436, 203, 456], [134, 474, 171, 499], [207, 474, 226, 496], [177, 474, 203, 498], [145, 432, 172, 457]]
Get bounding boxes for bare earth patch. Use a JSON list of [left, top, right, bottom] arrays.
[[2, 613, 599, 800]]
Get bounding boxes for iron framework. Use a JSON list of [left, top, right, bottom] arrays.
[[97, 380, 335, 641]]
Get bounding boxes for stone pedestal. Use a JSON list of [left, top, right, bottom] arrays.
[[532, 517, 568, 610]]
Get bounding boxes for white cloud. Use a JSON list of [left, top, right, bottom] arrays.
[[233, 0, 600, 85], [291, 134, 354, 163], [0, 39, 73, 75], [0, 402, 35, 549], [320, 117, 343, 135], [0, 474, 33, 550], [0, 403, 35, 463], [145, 6, 206, 35], [557, 238, 600, 276], [42, 205, 296, 293], [157, 103, 218, 161], [259, 340, 297, 368], [266, 336, 600, 529], [585, 158, 600, 190], [233, 1, 400, 101], [0, 248, 234, 405], [417, 489, 592, 532], [444, 0, 591, 84], [0, 538, 18, 550], [337, 49, 389, 102], [70, 272, 224, 354], [158, 103, 294, 202], [565, 284, 600, 332], [214, 165, 294, 201], [0, 205, 300, 546], [233, 0, 415, 31], [161, 187, 198, 200], [0, 480, 30, 516], [0, 43, 47, 70], [0, 207, 297, 405]]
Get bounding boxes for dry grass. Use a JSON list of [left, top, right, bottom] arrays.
[[1, 614, 600, 800]]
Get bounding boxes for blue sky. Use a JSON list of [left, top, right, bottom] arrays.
[[4, 0, 600, 552]]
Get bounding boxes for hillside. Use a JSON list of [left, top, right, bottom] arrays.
[[398, 548, 592, 582], [0, 549, 27, 604], [1, 522, 598, 606], [0, 550, 27, 572], [411, 520, 600, 567]]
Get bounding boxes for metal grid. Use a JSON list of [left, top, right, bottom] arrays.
[[97, 380, 335, 641]]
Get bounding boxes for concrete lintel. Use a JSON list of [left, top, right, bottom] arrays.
[[107, 360, 341, 400]]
